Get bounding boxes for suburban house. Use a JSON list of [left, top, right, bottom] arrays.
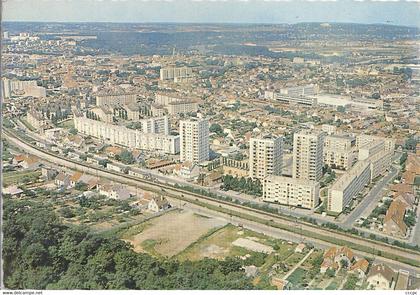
[[13, 154, 41, 170], [104, 146, 123, 158], [55, 172, 70, 188], [320, 246, 355, 273], [41, 167, 58, 180], [174, 161, 200, 180], [147, 195, 171, 213], [64, 134, 84, 149], [2, 185, 24, 197], [99, 184, 132, 200], [367, 263, 397, 290], [21, 155, 41, 170], [69, 171, 83, 187], [394, 192, 415, 209], [294, 243, 306, 254], [349, 258, 370, 279], [271, 277, 290, 290], [383, 199, 408, 237]]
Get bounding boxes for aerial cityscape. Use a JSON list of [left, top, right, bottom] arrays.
[[1, 1, 420, 292]]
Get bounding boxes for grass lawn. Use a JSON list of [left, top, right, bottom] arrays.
[[301, 249, 323, 269], [20, 117, 36, 132], [326, 281, 339, 290], [287, 267, 308, 289], [285, 252, 306, 265], [3, 170, 42, 187], [275, 243, 295, 260], [141, 239, 160, 256], [57, 119, 74, 129], [176, 224, 243, 261]]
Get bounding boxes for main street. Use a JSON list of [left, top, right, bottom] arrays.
[[4, 128, 420, 273]]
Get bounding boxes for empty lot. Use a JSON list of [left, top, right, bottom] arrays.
[[123, 210, 226, 257]]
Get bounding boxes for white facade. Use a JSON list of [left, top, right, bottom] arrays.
[[328, 160, 371, 213], [358, 140, 385, 161], [249, 136, 283, 180], [2, 78, 46, 98], [96, 93, 137, 106], [74, 116, 179, 154], [356, 134, 395, 152], [369, 150, 393, 180], [323, 135, 356, 170], [167, 101, 198, 115], [279, 84, 319, 97], [137, 116, 170, 135], [265, 91, 317, 106], [160, 67, 193, 81], [263, 175, 319, 209], [179, 118, 209, 164], [293, 130, 325, 181]]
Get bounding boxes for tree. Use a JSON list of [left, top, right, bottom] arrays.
[[209, 123, 223, 136], [343, 274, 358, 290], [326, 268, 335, 277], [118, 150, 135, 165], [68, 128, 78, 135], [74, 182, 88, 191], [340, 259, 349, 269], [404, 137, 417, 151], [311, 253, 324, 268], [59, 207, 75, 218], [98, 159, 109, 167], [337, 106, 346, 113]]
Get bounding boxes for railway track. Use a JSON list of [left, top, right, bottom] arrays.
[[3, 127, 420, 269]]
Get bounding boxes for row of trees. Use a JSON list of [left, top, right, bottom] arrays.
[[3, 198, 256, 290], [221, 175, 263, 197], [86, 110, 100, 121]]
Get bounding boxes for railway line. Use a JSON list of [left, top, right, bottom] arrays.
[[3, 127, 420, 270]]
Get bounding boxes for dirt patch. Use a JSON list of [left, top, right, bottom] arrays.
[[125, 210, 226, 257]]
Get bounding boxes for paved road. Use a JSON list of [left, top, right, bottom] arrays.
[[169, 196, 420, 276], [409, 202, 420, 246], [4, 129, 420, 274], [13, 118, 397, 231], [341, 165, 399, 228]]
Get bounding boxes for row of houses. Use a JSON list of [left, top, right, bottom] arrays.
[[51, 168, 171, 212], [320, 246, 413, 290]]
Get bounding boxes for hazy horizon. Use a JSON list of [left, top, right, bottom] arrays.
[[3, 0, 420, 27]]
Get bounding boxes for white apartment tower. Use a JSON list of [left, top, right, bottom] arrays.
[[292, 130, 325, 181], [249, 136, 283, 180], [180, 118, 209, 164]]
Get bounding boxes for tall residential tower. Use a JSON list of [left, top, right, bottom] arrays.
[[179, 118, 209, 164], [292, 130, 325, 181], [249, 136, 283, 180]]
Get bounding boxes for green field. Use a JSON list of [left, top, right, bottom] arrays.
[[3, 170, 42, 187], [57, 119, 74, 129]]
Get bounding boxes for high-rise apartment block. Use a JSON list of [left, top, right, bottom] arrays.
[[160, 67, 192, 81], [249, 136, 283, 180], [263, 175, 319, 209], [2, 78, 46, 98], [292, 130, 325, 181], [179, 118, 209, 164], [323, 135, 357, 170]]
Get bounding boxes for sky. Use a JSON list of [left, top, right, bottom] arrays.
[[2, 0, 420, 27]]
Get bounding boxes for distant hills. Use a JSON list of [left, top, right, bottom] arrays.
[[3, 22, 419, 56]]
